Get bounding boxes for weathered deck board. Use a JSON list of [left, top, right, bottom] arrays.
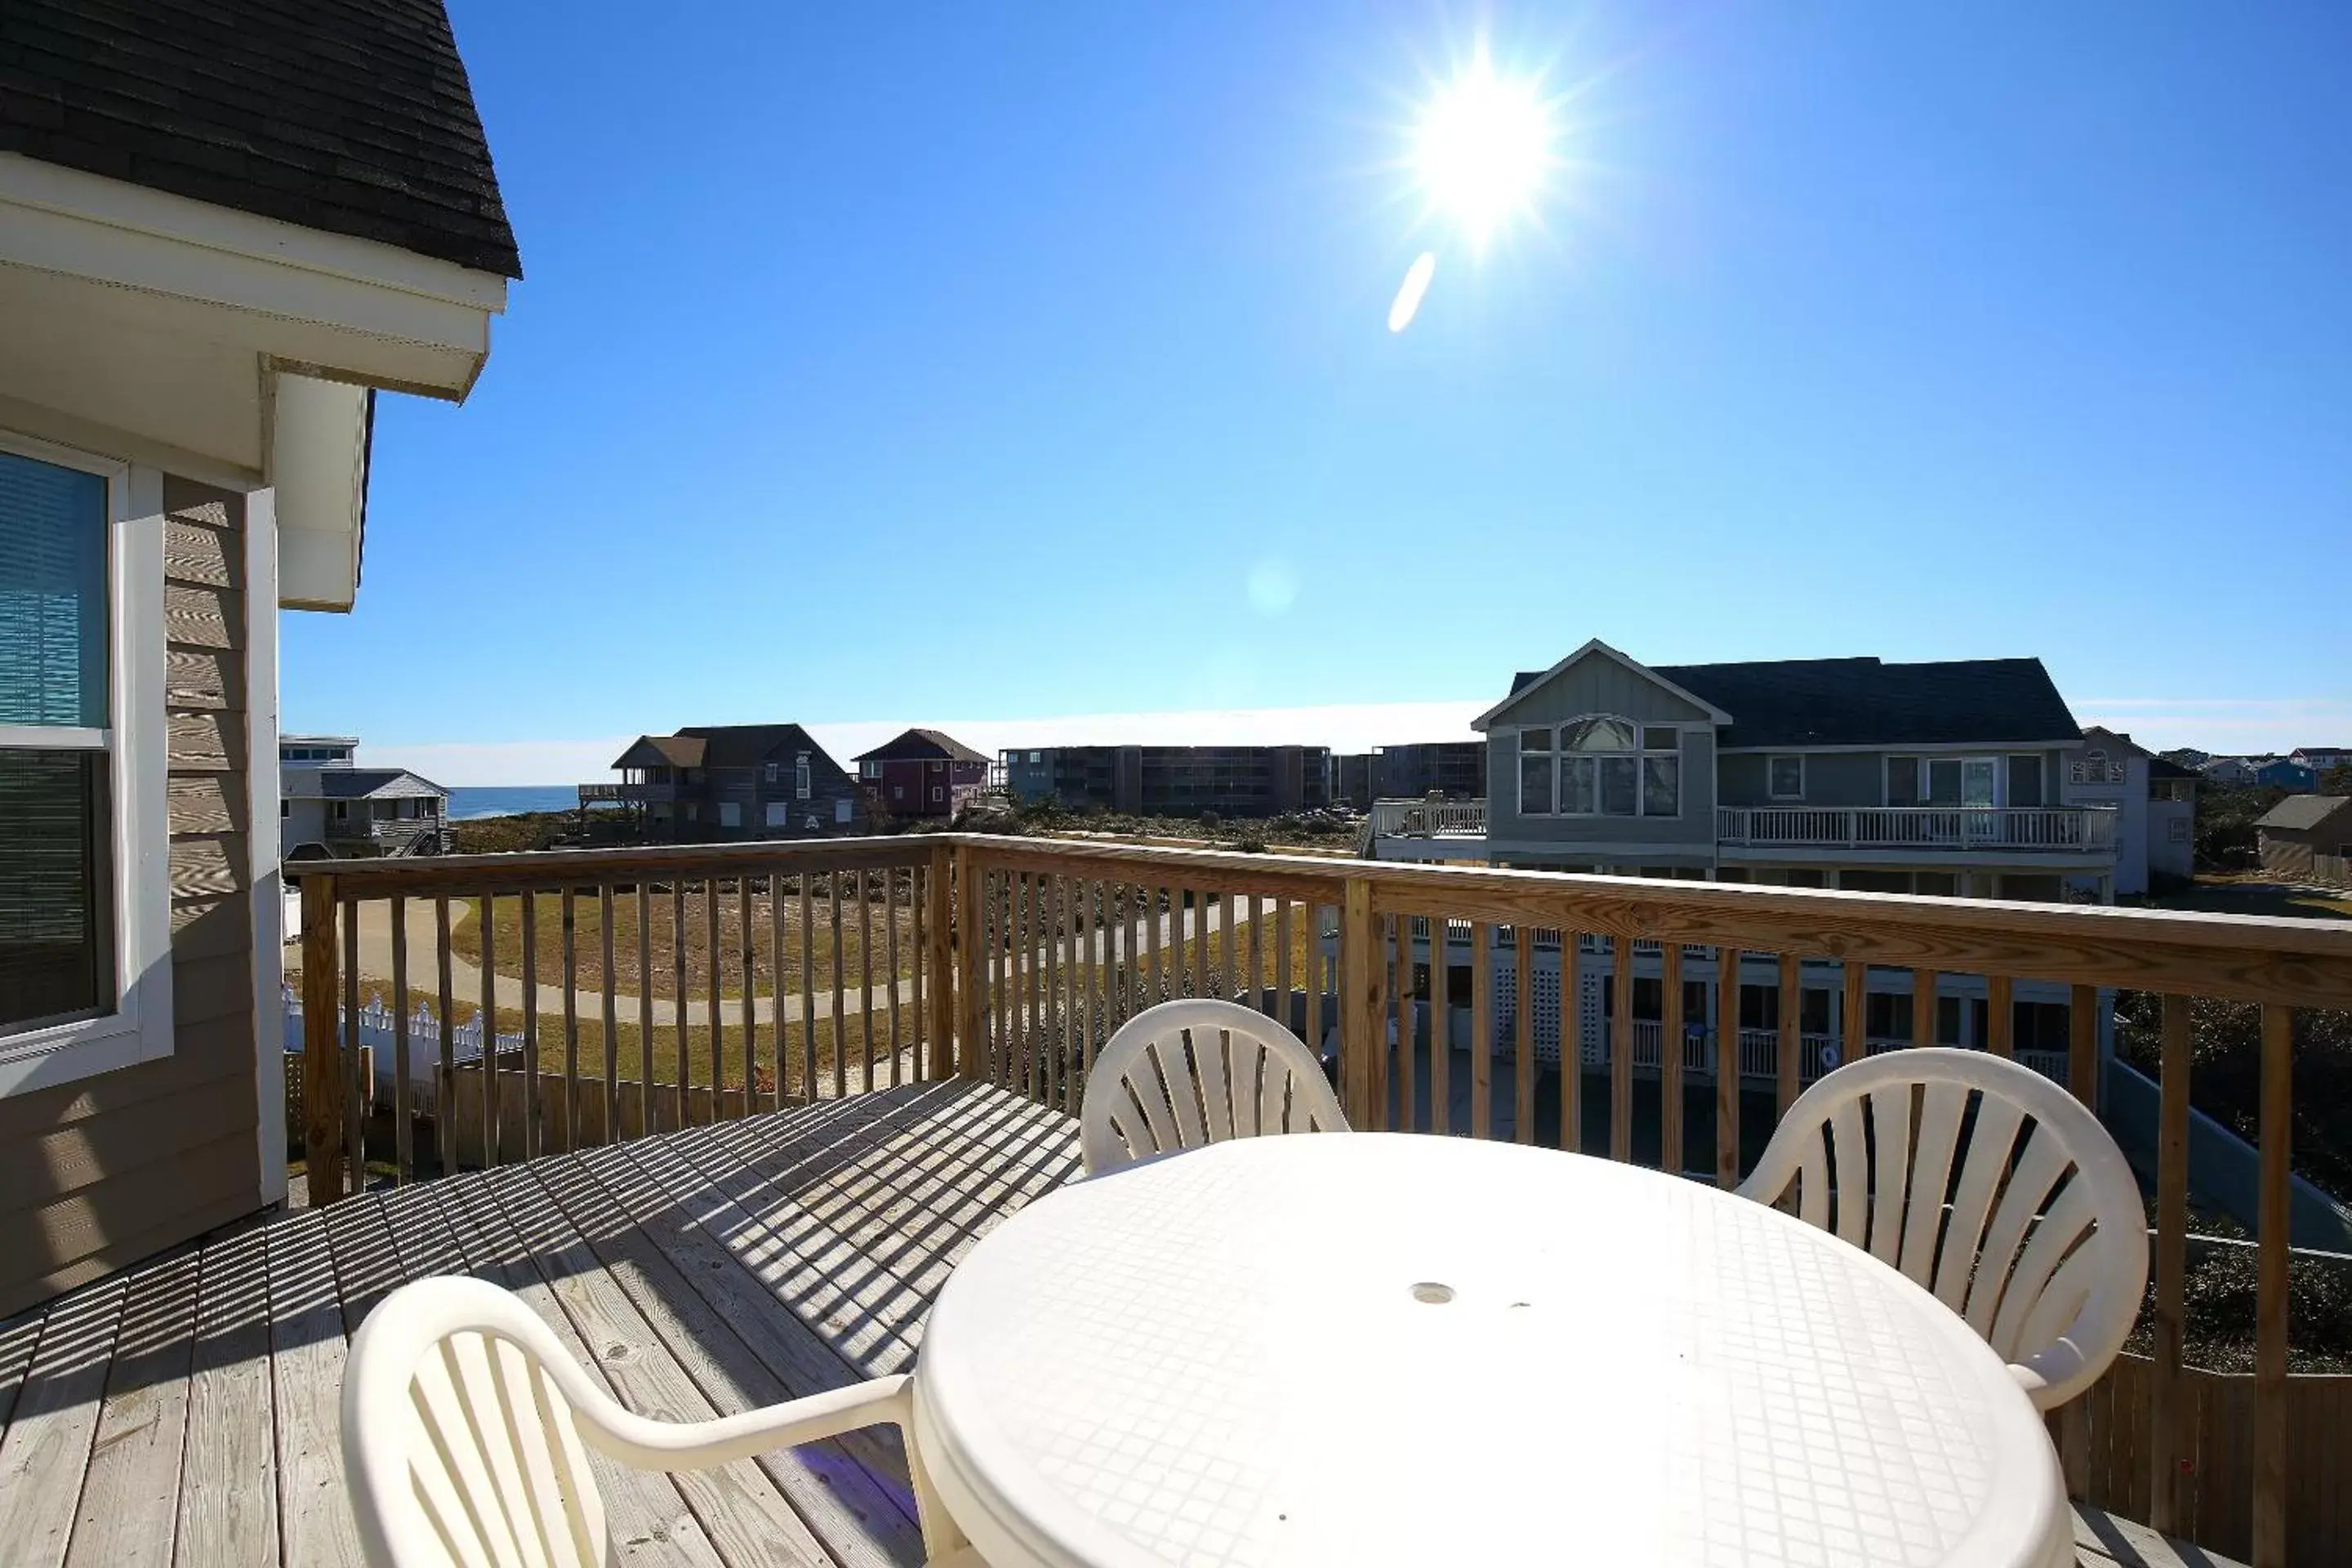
[[0, 1079, 2243, 1568]]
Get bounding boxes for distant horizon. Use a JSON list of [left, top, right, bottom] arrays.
[[364, 694, 2352, 787]]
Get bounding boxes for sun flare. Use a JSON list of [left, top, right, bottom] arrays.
[[1411, 51, 1555, 249]]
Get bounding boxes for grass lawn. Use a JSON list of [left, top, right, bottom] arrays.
[[452, 881, 920, 1000]]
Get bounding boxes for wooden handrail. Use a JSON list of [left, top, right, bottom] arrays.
[[291, 830, 2344, 1565]]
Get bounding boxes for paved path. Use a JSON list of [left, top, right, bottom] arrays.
[[332, 893, 1267, 1028]]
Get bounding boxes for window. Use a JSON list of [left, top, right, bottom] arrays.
[[764, 762, 778, 785], [1768, 756, 1804, 800], [765, 801, 786, 827], [718, 802, 741, 828], [280, 799, 291, 817], [795, 754, 811, 800], [891, 786, 903, 801], [1517, 728, 1553, 815], [1527, 717, 1680, 817], [332, 801, 349, 821], [2007, 755, 2044, 808], [2168, 817, 2190, 843], [0, 440, 172, 1090], [932, 786, 944, 803], [1027, 751, 1042, 764], [861, 760, 882, 780], [1886, 756, 1921, 806], [834, 798, 853, 824]]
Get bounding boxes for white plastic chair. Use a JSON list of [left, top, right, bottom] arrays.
[[1081, 997, 1348, 1175], [1737, 1047, 2148, 1410], [343, 1275, 975, 1567]]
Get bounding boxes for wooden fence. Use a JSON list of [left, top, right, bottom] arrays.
[[301, 832, 2352, 1567]]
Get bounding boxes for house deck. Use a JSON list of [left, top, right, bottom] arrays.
[[0, 1079, 2234, 1568]]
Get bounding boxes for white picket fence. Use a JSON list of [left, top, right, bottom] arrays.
[[281, 983, 523, 1113]]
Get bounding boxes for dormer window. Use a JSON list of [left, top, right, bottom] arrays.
[[1519, 718, 1681, 817]]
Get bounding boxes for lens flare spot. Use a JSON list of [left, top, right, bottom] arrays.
[[1388, 251, 1438, 332]]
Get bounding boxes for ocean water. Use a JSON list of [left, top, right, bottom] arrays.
[[447, 785, 582, 821]]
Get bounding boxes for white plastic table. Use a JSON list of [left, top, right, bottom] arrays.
[[912, 1134, 2072, 1568]]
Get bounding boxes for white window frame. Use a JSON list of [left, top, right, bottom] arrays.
[[1521, 715, 1684, 819], [0, 434, 172, 1097], [795, 753, 812, 800], [1767, 755, 1806, 800]]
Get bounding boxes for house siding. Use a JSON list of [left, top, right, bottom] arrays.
[[0, 477, 262, 1319], [1485, 656, 1717, 859]]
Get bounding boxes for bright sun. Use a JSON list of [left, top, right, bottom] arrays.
[[1411, 51, 1554, 249]]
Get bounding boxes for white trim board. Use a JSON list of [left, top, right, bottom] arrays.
[[247, 487, 287, 1205], [1472, 639, 1735, 732]]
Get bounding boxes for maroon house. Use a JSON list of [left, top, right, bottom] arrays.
[[854, 728, 992, 818]]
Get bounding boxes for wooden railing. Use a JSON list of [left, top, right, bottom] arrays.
[[1367, 798, 1490, 838], [298, 832, 2352, 1566], [1717, 803, 2119, 852], [297, 836, 950, 1200]]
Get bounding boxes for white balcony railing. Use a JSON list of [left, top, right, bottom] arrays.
[[1716, 804, 2118, 853], [1369, 798, 1488, 837]]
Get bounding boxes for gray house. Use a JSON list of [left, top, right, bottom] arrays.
[[605, 724, 866, 843], [2256, 795, 2352, 884], [1376, 640, 2122, 902], [279, 734, 447, 859]]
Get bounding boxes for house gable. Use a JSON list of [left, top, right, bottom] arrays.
[[1473, 639, 1731, 733]]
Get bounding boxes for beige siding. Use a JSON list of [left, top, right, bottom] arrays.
[[0, 478, 261, 1319], [1489, 653, 1713, 728]]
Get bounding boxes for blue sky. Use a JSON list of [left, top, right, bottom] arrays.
[[285, 3, 2352, 782]]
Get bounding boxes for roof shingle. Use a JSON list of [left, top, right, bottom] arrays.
[[0, 0, 521, 277], [1505, 655, 2083, 750]]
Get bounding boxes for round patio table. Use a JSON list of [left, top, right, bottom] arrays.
[[911, 1133, 2072, 1568]]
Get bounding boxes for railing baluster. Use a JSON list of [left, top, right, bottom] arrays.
[[2069, 982, 2098, 1107], [601, 884, 618, 1141], [831, 869, 847, 1099], [1147, 884, 1165, 1008], [800, 872, 816, 1098], [704, 879, 723, 1116], [1513, 927, 1533, 1146], [1470, 921, 1493, 1140], [1610, 935, 1633, 1162], [670, 881, 688, 1129], [391, 893, 412, 1186], [1276, 898, 1293, 1032], [1429, 917, 1451, 1135], [299, 873, 341, 1203], [1017, 871, 1036, 1101], [1776, 952, 1801, 1117], [1043, 875, 1062, 1101], [766, 872, 785, 1108], [1561, 928, 1582, 1155], [860, 868, 876, 1094], [1392, 911, 1415, 1133], [888, 867, 903, 1089], [1716, 947, 1743, 1188], [635, 880, 652, 1133], [2149, 993, 2190, 1537], [1307, 900, 1328, 1069], [521, 892, 540, 1160], [342, 892, 363, 1196], [1842, 959, 1867, 1074], [434, 895, 453, 1177], [1192, 890, 1209, 1001], [1220, 890, 1238, 1004], [740, 873, 756, 1111], [479, 890, 497, 1168], [1247, 893, 1263, 1015], [2254, 1002, 2292, 1568], [987, 870, 1004, 1086], [1661, 941, 1684, 1174], [913, 862, 932, 1080], [561, 887, 578, 1152]]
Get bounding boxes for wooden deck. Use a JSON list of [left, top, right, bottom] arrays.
[[0, 1076, 2239, 1568]]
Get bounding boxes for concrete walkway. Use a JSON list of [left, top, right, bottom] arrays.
[[333, 893, 1266, 1028]]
